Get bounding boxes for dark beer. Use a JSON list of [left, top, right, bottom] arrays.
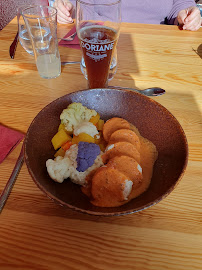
[[79, 25, 118, 89]]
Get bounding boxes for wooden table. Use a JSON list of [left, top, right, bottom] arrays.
[[0, 18, 202, 270]]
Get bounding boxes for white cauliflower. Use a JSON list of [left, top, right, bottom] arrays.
[[74, 121, 99, 137], [46, 156, 72, 183], [60, 102, 97, 132], [46, 144, 104, 185]]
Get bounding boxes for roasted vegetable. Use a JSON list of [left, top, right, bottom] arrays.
[[72, 133, 95, 144], [61, 141, 72, 151], [51, 129, 72, 150], [76, 142, 100, 172], [97, 119, 104, 131], [89, 113, 100, 125], [54, 147, 66, 158]]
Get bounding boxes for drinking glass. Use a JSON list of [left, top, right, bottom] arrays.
[[48, 0, 55, 7], [18, 5, 34, 55], [76, 0, 121, 89], [22, 6, 61, 79], [197, 4, 202, 21]]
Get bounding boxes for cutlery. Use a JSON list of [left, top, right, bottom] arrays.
[[58, 32, 77, 41], [9, 31, 19, 59], [0, 145, 24, 213], [9, 11, 20, 59], [61, 61, 81, 65], [108, 86, 165, 96]]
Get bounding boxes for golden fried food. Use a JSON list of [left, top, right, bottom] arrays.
[[102, 117, 130, 142], [107, 155, 143, 189], [108, 129, 141, 151], [91, 166, 133, 207], [102, 141, 141, 164]]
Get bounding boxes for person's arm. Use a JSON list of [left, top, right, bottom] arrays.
[[166, 0, 201, 30]]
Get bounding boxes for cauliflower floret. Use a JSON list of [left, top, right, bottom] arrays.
[[74, 121, 99, 137], [46, 156, 72, 183], [60, 102, 97, 132], [76, 142, 101, 172], [46, 144, 104, 186]]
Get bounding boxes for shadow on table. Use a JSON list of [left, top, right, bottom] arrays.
[[192, 43, 202, 59], [111, 32, 139, 89], [60, 33, 139, 87]]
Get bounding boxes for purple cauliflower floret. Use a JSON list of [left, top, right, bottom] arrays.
[[76, 142, 101, 172]]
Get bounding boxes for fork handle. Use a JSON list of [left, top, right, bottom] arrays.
[[0, 145, 24, 213], [9, 31, 19, 59]]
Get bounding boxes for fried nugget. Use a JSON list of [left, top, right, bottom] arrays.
[[102, 141, 141, 164], [102, 117, 130, 142], [107, 155, 143, 189], [91, 166, 133, 207], [108, 129, 141, 151]]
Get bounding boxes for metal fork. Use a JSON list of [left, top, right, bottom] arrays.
[[58, 31, 77, 41]]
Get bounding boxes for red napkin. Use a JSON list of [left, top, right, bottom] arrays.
[[0, 125, 24, 164], [59, 26, 80, 50]]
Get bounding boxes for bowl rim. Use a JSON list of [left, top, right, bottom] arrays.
[[24, 88, 189, 216]]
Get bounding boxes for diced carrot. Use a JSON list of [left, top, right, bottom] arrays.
[[61, 141, 72, 151]]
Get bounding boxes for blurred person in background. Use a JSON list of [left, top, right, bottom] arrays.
[[0, 0, 48, 30], [53, 0, 201, 31]]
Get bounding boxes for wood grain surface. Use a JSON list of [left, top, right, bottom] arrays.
[[0, 18, 202, 270]]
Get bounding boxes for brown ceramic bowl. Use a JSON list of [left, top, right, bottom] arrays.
[[24, 88, 188, 216]]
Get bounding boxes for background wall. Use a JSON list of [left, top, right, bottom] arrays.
[[0, 0, 48, 30], [0, 0, 201, 30]]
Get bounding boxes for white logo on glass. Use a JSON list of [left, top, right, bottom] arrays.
[[81, 41, 114, 62]]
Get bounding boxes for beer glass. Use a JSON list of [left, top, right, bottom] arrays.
[[76, 0, 121, 89]]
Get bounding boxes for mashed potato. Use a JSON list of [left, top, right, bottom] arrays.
[[46, 144, 104, 186]]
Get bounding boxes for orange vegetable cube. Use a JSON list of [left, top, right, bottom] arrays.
[[58, 123, 73, 135], [72, 133, 95, 144], [51, 129, 72, 150], [58, 123, 65, 131], [72, 135, 79, 144], [54, 147, 65, 158], [89, 113, 100, 125], [97, 119, 104, 131]]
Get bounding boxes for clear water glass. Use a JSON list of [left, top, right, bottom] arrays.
[[18, 5, 34, 55], [197, 4, 202, 18], [22, 5, 61, 79]]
